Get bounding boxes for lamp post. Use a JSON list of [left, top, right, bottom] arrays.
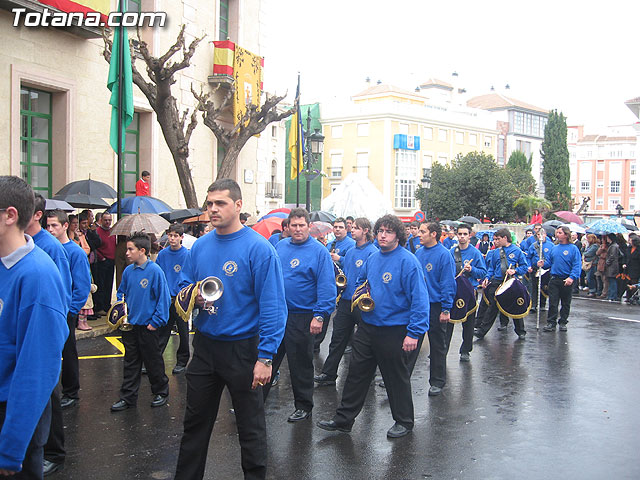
[[421, 168, 431, 220], [303, 108, 324, 212], [616, 203, 624, 217]]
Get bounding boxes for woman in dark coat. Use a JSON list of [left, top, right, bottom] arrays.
[[624, 236, 640, 301], [616, 233, 630, 301], [605, 234, 620, 301]]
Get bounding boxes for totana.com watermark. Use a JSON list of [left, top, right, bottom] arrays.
[[12, 7, 166, 28]]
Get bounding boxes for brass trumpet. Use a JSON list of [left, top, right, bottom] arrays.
[[201, 276, 224, 315], [351, 280, 375, 312], [334, 262, 347, 289]]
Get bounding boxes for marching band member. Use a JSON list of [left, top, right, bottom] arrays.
[[327, 217, 355, 266], [315, 218, 378, 386], [110, 232, 170, 412], [527, 229, 554, 313], [415, 222, 456, 395], [263, 208, 336, 422], [316, 215, 429, 439], [268, 218, 289, 246], [174, 179, 286, 480], [448, 224, 487, 363]]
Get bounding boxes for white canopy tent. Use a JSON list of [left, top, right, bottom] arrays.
[[322, 174, 394, 222]]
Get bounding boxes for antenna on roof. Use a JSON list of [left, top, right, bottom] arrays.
[[376, 80, 382, 85], [490, 85, 495, 91], [505, 83, 510, 90], [365, 76, 371, 84], [452, 71, 458, 77], [415, 86, 421, 92]]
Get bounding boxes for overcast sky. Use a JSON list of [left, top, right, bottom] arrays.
[[261, 0, 640, 129]]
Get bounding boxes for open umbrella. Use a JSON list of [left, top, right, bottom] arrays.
[[110, 213, 170, 236], [257, 211, 288, 222], [586, 219, 628, 234], [309, 221, 333, 238], [566, 222, 586, 234], [267, 207, 291, 215], [252, 216, 284, 239], [183, 212, 210, 224], [55, 178, 117, 199], [458, 215, 482, 224], [310, 211, 336, 223], [542, 220, 564, 227], [160, 208, 203, 222], [440, 220, 460, 227], [108, 196, 172, 215], [52, 193, 109, 209], [45, 198, 75, 212], [620, 218, 638, 231], [554, 211, 583, 225], [541, 224, 557, 237]]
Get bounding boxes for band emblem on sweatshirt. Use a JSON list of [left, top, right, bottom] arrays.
[[426, 263, 433, 272], [290, 258, 300, 269], [140, 278, 149, 289], [382, 272, 392, 283], [223, 261, 238, 276], [563, 250, 568, 256], [174, 264, 182, 273], [355, 259, 363, 267]]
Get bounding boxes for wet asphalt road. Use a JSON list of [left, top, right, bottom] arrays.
[[58, 296, 640, 480]]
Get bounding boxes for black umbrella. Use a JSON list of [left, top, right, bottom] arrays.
[[310, 211, 336, 223], [55, 179, 117, 199], [440, 220, 460, 227], [458, 215, 482, 224], [542, 220, 564, 227], [542, 224, 557, 237], [52, 193, 109, 209], [45, 198, 75, 212], [160, 208, 203, 222]]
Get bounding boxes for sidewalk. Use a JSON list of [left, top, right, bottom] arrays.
[[75, 315, 112, 340]]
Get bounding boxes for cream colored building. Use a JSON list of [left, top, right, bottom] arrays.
[[0, 0, 280, 216], [320, 82, 499, 216]]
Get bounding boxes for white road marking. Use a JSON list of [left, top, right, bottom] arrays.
[[608, 317, 640, 323]]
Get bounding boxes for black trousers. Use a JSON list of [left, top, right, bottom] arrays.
[[43, 385, 64, 464], [445, 312, 475, 355], [158, 300, 191, 367], [93, 258, 114, 312], [174, 334, 266, 480], [546, 277, 573, 326], [321, 298, 360, 380], [119, 325, 169, 405], [476, 281, 525, 336], [0, 400, 51, 479], [426, 303, 447, 387], [61, 313, 80, 399], [531, 273, 548, 309], [333, 322, 420, 429], [263, 312, 314, 411], [314, 312, 331, 350]]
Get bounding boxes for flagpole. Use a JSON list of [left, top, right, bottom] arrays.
[[295, 73, 301, 207], [116, 0, 124, 219]]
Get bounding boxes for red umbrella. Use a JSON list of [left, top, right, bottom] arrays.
[[253, 216, 284, 239], [268, 207, 291, 215], [309, 221, 333, 238], [554, 211, 583, 225]]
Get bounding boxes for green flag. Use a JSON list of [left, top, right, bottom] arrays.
[[107, 1, 134, 153]]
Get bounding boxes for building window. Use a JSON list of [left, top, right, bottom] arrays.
[[331, 125, 343, 138], [484, 136, 492, 148], [424, 127, 433, 140], [580, 180, 590, 193], [399, 123, 409, 135], [355, 152, 369, 176], [394, 149, 418, 209], [469, 133, 477, 146], [330, 153, 343, 178], [596, 160, 604, 171], [438, 128, 447, 142], [20, 87, 52, 197], [631, 164, 636, 176], [597, 180, 604, 188], [610, 180, 620, 193], [271, 125, 277, 138], [423, 154, 433, 169], [437, 154, 448, 164], [513, 111, 524, 134], [631, 180, 636, 188], [123, 113, 140, 197], [609, 198, 620, 210], [357, 123, 369, 137], [219, 0, 229, 40], [455, 131, 464, 145], [125, 0, 141, 12], [516, 140, 532, 157]]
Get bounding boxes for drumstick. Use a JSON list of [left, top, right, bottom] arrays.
[[455, 259, 474, 279]]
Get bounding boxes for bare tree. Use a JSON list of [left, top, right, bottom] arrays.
[[103, 25, 204, 208], [192, 87, 295, 179]]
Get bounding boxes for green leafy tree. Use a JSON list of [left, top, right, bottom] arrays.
[[507, 150, 532, 172], [541, 110, 571, 210], [513, 195, 552, 219]]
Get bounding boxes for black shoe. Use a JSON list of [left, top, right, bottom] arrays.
[[287, 409, 311, 422], [517, 333, 526, 340], [497, 325, 507, 331], [272, 370, 280, 387], [316, 419, 352, 432], [559, 324, 568, 332], [110, 399, 130, 412], [43, 459, 64, 476], [141, 366, 147, 375], [87, 314, 99, 320], [314, 373, 336, 386], [387, 422, 412, 438], [378, 381, 386, 388], [428, 386, 442, 396], [344, 345, 353, 354], [151, 395, 168, 408], [60, 396, 77, 409], [543, 323, 556, 332], [172, 365, 186, 374], [459, 352, 470, 362], [473, 329, 485, 339], [530, 308, 537, 313]]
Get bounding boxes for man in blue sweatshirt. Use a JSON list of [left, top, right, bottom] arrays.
[[315, 217, 378, 386], [268, 218, 289, 246], [527, 229, 554, 313], [327, 217, 356, 266], [317, 214, 429, 439], [405, 221, 422, 254], [0, 176, 68, 479], [541, 226, 582, 332], [111, 232, 170, 412], [263, 208, 336, 422], [447, 223, 487, 363], [474, 228, 529, 339], [416, 222, 456, 396], [442, 229, 458, 249], [175, 179, 286, 480], [156, 223, 191, 373]]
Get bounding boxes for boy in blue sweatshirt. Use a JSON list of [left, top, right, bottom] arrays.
[[264, 208, 336, 422], [416, 222, 456, 395], [0, 176, 68, 479], [156, 223, 191, 373], [317, 215, 429, 439], [527, 230, 555, 312], [111, 232, 170, 412]]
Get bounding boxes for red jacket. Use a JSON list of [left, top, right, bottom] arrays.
[[135, 179, 150, 196]]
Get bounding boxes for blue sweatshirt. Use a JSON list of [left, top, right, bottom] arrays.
[[356, 245, 429, 338], [33, 228, 72, 311], [485, 244, 529, 281], [156, 245, 190, 297], [416, 243, 456, 309], [268, 233, 284, 247], [0, 237, 68, 471], [342, 241, 379, 300], [182, 227, 286, 359], [327, 236, 356, 266], [277, 236, 337, 317], [526, 239, 555, 269], [442, 236, 457, 250], [543, 243, 582, 281], [405, 235, 421, 254], [449, 244, 488, 288], [62, 240, 91, 315], [117, 259, 170, 328]]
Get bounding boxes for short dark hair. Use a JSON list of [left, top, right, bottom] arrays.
[[141, 170, 150, 177], [425, 221, 442, 237], [68, 214, 78, 223], [346, 216, 354, 222], [281, 217, 290, 229], [482, 233, 489, 240], [239, 212, 250, 222], [168, 223, 185, 235], [34, 193, 46, 215], [410, 221, 419, 228], [207, 178, 242, 202], [101, 211, 112, 219], [354, 217, 373, 242], [495, 228, 512, 242], [374, 214, 406, 246], [0, 176, 35, 230], [127, 231, 151, 255], [45, 209, 69, 225], [95, 212, 103, 222], [289, 208, 310, 225], [79, 211, 89, 223], [333, 217, 346, 227], [456, 223, 471, 234]]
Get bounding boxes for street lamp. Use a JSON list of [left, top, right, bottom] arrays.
[[421, 168, 431, 219], [303, 109, 325, 212], [616, 203, 624, 217]]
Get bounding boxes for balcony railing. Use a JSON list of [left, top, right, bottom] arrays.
[[265, 182, 282, 198]]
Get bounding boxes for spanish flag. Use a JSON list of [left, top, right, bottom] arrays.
[[289, 77, 305, 180]]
